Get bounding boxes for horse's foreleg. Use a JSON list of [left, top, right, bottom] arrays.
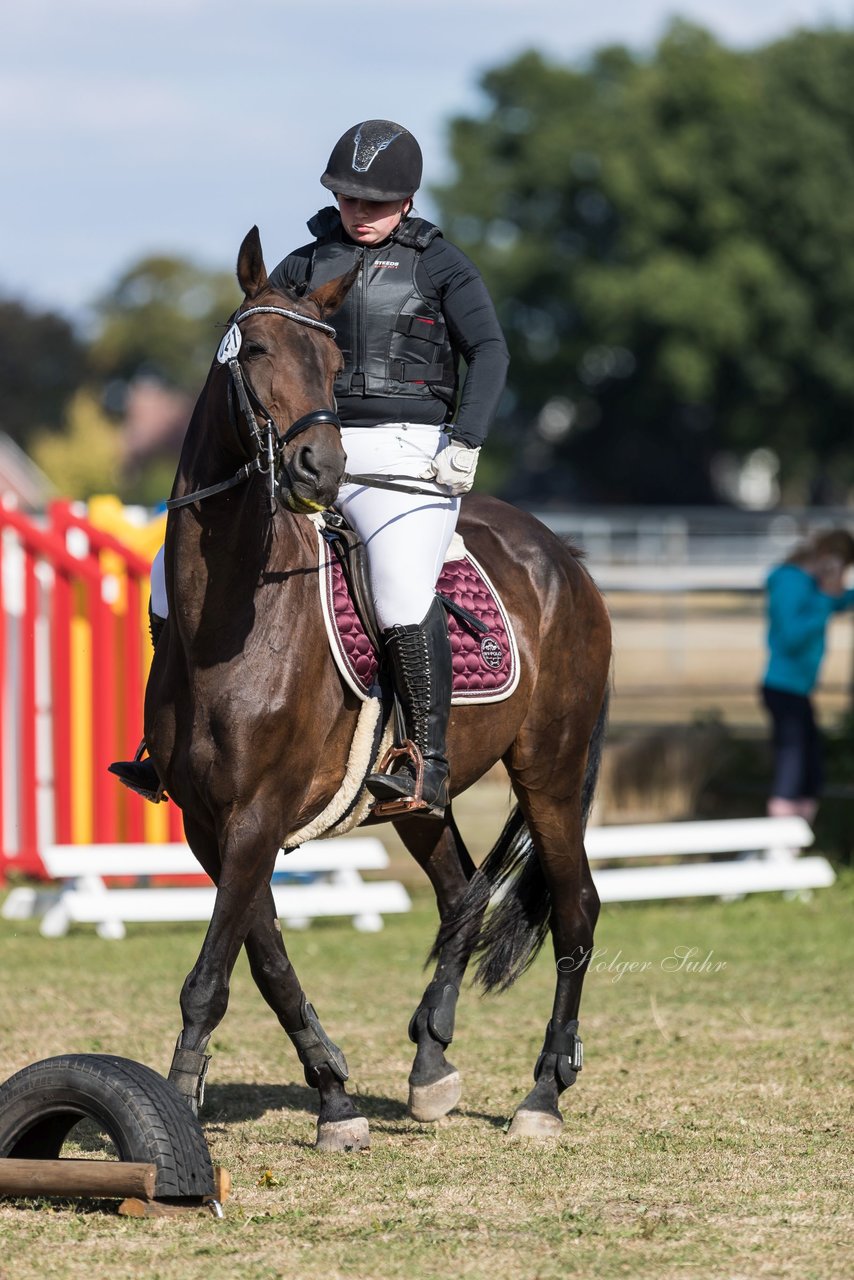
[[164, 815, 222, 1112], [243, 892, 369, 1152], [394, 811, 484, 1122], [167, 816, 277, 1115]]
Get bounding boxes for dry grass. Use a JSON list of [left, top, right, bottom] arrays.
[[0, 859, 851, 1280]]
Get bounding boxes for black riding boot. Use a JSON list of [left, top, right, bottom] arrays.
[[108, 608, 166, 803], [365, 597, 452, 818]]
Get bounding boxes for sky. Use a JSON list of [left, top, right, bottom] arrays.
[[3, 0, 853, 327]]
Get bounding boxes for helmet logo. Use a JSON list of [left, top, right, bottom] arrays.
[[352, 121, 404, 173]]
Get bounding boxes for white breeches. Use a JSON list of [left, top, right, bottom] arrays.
[[148, 424, 459, 632], [336, 424, 460, 630]]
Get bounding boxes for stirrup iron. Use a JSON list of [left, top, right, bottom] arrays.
[[108, 740, 167, 803], [368, 740, 432, 817]]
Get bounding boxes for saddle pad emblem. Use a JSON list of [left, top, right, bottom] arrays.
[[480, 635, 504, 670], [317, 537, 520, 705]]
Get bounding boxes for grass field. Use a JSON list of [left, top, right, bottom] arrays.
[[0, 868, 851, 1280]]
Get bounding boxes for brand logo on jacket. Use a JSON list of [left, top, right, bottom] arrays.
[[373, 261, 400, 269]]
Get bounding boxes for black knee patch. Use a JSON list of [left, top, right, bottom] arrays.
[[289, 995, 349, 1084], [408, 981, 459, 1047], [534, 1018, 583, 1089]]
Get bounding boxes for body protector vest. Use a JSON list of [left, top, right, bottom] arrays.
[[305, 211, 459, 412]]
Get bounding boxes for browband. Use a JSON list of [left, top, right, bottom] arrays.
[[235, 305, 337, 337]]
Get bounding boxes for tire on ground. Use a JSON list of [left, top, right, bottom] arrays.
[[0, 1054, 214, 1199]]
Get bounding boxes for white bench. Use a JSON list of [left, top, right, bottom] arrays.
[[585, 816, 835, 901], [2, 838, 411, 940], [1, 818, 834, 935]]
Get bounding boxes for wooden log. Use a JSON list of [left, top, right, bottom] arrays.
[[117, 1166, 231, 1219], [118, 1197, 203, 1218], [213, 1165, 231, 1203], [0, 1158, 156, 1200]]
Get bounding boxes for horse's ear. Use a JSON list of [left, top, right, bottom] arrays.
[[236, 226, 268, 298], [306, 264, 359, 317]]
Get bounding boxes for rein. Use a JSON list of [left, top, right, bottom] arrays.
[[342, 472, 446, 498], [167, 304, 341, 512]]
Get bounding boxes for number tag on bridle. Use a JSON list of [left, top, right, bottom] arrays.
[[217, 323, 242, 364]]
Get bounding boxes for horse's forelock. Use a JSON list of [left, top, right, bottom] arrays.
[[249, 282, 328, 327]]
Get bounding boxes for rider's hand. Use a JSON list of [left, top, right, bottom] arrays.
[[430, 441, 481, 495]]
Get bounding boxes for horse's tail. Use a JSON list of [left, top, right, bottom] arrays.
[[430, 689, 609, 994]]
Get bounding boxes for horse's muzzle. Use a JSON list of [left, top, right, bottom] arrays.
[[286, 439, 345, 512]]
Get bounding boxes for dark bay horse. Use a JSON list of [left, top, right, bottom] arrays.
[[146, 226, 611, 1150]]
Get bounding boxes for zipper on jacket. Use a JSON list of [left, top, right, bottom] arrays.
[[356, 247, 368, 394]]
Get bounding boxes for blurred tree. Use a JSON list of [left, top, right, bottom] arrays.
[[85, 255, 240, 503], [89, 256, 240, 394], [30, 390, 121, 499], [0, 298, 87, 447], [434, 22, 854, 504]]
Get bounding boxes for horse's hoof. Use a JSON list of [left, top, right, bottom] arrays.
[[314, 1116, 370, 1153], [408, 1070, 461, 1122], [506, 1109, 563, 1141]]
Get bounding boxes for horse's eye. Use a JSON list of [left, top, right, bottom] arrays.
[[243, 341, 268, 359]]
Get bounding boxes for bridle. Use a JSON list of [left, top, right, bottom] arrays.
[[167, 304, 342, 513]]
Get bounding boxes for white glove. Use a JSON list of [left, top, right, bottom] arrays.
[[430, 441, 481, 495]]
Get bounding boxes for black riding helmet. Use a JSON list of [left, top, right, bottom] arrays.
[[320, 120, 422, 201]]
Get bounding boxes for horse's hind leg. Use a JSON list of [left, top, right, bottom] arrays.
[[504, 748, 601, 1141], [242, 890, 370, 1152], [394, 810, 485, 1122]]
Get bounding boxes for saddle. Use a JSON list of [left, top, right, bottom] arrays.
[[317, 518, 519, 705]]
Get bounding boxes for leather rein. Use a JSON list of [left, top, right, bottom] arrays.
[[167, 304, 342, 512]]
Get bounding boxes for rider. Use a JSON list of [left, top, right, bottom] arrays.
[[111, 119, 509, 817]]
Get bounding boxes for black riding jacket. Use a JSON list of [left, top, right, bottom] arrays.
[[268, 208, 509, 446]]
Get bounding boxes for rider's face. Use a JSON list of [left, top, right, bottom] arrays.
[[337, 195, 411, 245]]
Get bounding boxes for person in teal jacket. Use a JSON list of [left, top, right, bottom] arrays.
[[761, 528, 854, 822]]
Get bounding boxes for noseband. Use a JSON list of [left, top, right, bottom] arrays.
[[167, 304, 342, 512]]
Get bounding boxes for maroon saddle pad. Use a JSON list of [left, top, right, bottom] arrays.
[[318, 541, 520, 704]]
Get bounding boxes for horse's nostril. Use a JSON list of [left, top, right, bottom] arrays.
[[296, 444, 320, 480]]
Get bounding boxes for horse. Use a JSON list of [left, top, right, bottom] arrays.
[[145, 225, 612, 1150]]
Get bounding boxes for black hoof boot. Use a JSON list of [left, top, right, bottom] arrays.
[[168, 1033, 211, 1115], [507, 1019, 583, 1140]]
